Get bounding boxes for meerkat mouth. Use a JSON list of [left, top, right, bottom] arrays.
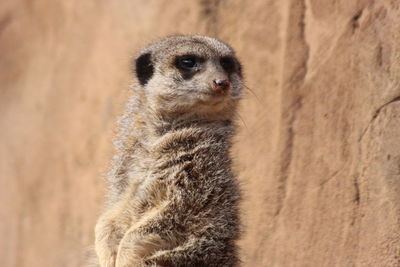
[[202, 92, 227, 97], [198, 93, 230, 106], [201, 88, 230, 97]]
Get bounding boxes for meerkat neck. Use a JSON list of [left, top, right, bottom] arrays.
[[123, 93, 235, 153], [143, 111, 234, 138]]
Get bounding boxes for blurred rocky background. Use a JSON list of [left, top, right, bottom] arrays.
[[1, 0, 400, 266]]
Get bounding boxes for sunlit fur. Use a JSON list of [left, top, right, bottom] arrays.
[[93, 36, 243, 267]]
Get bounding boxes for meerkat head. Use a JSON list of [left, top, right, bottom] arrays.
[[133, 36, 243, 121]]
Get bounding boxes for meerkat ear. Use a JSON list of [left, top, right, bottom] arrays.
[[135, 52, 154, 86]]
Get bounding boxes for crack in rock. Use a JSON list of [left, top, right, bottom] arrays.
[[319, 169, 342, 187], [351, 9, 364, 34], [275, 96, 302, 217], [359, 95, 400, 141], [274, 0, 309, 217]]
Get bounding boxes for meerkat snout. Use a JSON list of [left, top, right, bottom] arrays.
[[212, 79, 231, 92]]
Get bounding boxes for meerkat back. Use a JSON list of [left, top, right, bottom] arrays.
[[94, 35, 244, 267]]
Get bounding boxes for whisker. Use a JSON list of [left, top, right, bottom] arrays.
[[235, 111, 248, 130], [244, 85, 262, 105]]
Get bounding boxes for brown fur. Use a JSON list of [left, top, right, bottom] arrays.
[[93, 36, 243, 267]]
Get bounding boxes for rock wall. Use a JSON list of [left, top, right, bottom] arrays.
[[1, 0, 399, 266]]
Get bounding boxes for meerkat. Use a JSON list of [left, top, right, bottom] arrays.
[[94, 35, 244, 267]]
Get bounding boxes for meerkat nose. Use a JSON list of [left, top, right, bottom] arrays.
[[212, 79, 230, 92]]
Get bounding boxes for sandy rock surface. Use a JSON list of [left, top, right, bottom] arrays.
[[1, 0, 400, 266]]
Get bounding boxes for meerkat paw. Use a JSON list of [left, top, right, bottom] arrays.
[[100, 253, 117, 267], [95, 238, 118, 267], [144, 238, 237, 267], [116, 231, 171, 267], [95, 215, 129, 267]]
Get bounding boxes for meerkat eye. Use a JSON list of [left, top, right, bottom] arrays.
[[175, 55, 200, 71], [220, 56, 236, 74]]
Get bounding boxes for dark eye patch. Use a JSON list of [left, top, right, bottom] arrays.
[[220, 56, 237, 74], [236, 59, 243, 77], [135, 52, 154, 86]]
